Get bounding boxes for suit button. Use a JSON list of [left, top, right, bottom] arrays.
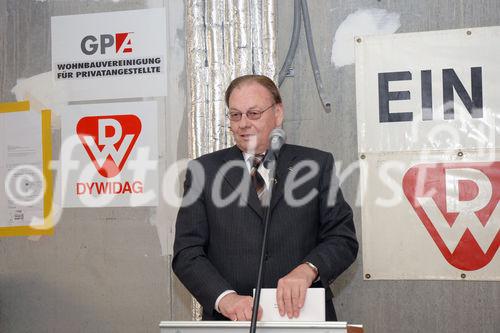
[[265, 253, 270, 261]]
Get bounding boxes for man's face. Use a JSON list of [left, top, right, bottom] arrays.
[[228, 82, 284, 154]]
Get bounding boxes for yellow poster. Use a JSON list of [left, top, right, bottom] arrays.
[[0, 101, 53, 236]]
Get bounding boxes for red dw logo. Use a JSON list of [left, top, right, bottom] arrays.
[[76, 115, 141, 178], [403, 162, 500, 271]]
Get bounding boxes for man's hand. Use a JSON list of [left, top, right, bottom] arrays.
[[276, 263, 318, 318], [218, 293, 263, 321]]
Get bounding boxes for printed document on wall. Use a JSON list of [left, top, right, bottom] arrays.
[[0, 111, 44, 227]]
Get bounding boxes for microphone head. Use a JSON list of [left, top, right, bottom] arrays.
[[269, 128, 286, 152]]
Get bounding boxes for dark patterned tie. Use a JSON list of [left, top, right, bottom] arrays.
[[250, 154, 266, 201]]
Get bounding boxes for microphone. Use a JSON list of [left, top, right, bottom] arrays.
[[269, 128, 286, 154], [264, 128, 286, 168], [250, 128, 285, 333]]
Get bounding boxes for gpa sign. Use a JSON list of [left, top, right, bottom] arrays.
[[51, 8, 167, 101], [61, 101, 158, 207], [356, 27, 500, 280]]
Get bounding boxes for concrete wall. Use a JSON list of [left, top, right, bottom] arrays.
[[0, 0, 188, 332], [0, 1, 498, 333], [276, 1, 499, 333]]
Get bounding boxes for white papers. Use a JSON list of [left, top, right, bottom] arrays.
[[0, 111, 44, 227], [51, 8, 167, 101], [256, 288, 325, 322]]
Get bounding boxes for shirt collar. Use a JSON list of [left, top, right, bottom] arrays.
[[242, 151, 267, 164]]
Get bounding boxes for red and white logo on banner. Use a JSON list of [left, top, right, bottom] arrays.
[[403, 162, 500, 271], [76, 115, 141, 178]]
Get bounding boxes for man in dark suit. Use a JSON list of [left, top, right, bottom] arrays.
[[173, 75, 358, 321]]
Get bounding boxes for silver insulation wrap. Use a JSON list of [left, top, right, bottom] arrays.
[[186, 0, 276, 320], [187, 0, 276, 159]]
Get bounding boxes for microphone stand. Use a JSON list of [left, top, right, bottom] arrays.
[[249, 151, 279, 333]]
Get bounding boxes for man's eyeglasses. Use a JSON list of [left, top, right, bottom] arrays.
[[227, 104, 275, 122]]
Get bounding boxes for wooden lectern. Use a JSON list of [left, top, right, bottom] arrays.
[[159, 321, 363, 333]]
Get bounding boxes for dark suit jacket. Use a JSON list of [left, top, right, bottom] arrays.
[[172, 144, 358, 320]]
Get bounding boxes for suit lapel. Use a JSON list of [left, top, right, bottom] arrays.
[[270, 145, 296, 213], [222, 146, 264, 219]]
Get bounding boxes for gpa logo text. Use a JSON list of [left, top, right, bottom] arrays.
[[403, 162, 500, 271], [80, 32, 133, 55]]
